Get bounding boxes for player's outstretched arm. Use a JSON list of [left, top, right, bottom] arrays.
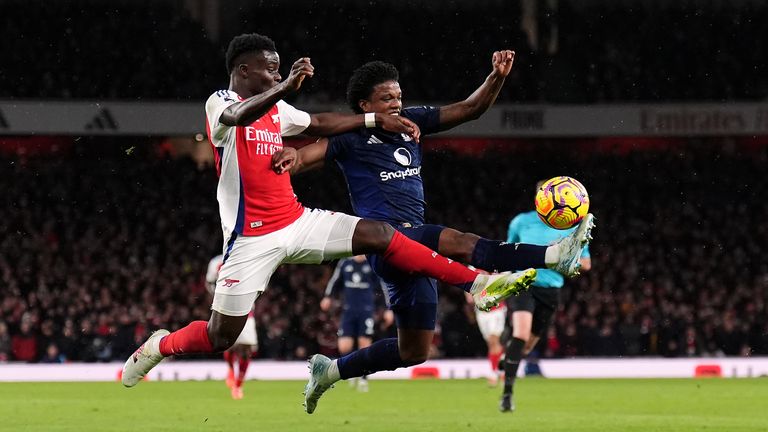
[[305, 112, 420, 142], [220, 58, 314, 126], [271, 138, 329, 176], [437, 50, 515, 131]]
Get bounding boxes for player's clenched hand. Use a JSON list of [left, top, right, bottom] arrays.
[[283, 57, 314, 92], [272, 146, 298, 174], [491, 50, 515, 77], [377, 115, 421, 143]]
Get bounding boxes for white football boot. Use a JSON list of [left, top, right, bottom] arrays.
[[303, 354, 337, 414], [121, 329, 169, 387], [550, 213, 595, 277]]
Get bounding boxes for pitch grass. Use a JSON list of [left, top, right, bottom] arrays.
[[1, 378, 767, 432]]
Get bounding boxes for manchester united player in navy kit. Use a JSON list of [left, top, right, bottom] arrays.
[[273, 53, 595, 413], [321, 255, 392, 392]]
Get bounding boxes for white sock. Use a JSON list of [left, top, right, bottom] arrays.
[[326, 359, 341, 382], [544, 244, 558, 267]]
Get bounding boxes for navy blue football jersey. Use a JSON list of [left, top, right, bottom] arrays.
[[325, 257, 388, 312], [325, 106, 441, 224]]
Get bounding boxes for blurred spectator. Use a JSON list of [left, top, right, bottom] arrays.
[[11, 322, 37, 362], [40, 343, 65, 364]]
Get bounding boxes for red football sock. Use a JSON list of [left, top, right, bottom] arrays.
[[236, 355, 251, 387], [158, 320, 213, 356], [383, 231, 478, 290], [489, 351, 503, 372], [223, 350, 235, 371]]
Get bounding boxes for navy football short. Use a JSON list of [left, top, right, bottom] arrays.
[[508, 286, 561, 336], [368, 223, 445, 331], [338, 309, 375, 338]]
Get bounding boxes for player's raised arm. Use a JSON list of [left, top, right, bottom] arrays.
[[304, 112, 420, 142], [437, 50, 515, 131], [220, 57, 314, 126]]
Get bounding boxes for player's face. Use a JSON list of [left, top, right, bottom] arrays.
[[360, 81, 402, 115], [244, 50, 282, 94]]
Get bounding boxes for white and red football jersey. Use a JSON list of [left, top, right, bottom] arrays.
[[205, 90, 311, 242]]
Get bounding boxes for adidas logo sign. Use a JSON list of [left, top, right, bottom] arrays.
[[366, 135, 383, 145], [85, 108, 118, 131]]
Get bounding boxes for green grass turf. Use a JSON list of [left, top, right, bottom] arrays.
[[1, 378, 767, 432]]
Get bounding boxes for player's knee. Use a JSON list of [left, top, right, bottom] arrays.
[[209, 337, 235, 353], [355, 220, 395, 253], [371, 221, 395, 249]]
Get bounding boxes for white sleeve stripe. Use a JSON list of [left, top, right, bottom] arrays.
[[206, 90, 239, 146], [277, 100, 311, 137]]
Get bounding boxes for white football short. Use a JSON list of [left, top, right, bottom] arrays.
[[234, 315, 258, 347], [212, 208, 361, 315], [476, 305, 507, 341]]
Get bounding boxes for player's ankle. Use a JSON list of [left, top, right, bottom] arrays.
[[544, 244, 558, 267], [326, 359, 341, 382]]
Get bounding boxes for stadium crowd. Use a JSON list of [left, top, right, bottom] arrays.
[[1, 0, 765, 103], [1, 136, 766, 362]]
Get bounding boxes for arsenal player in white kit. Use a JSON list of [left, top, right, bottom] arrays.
[[121, 33, 536, 399]]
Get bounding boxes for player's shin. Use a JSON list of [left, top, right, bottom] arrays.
[[503, 337, 526, 395], [158, 320, 214, 356], [336, 338, 407, 379]]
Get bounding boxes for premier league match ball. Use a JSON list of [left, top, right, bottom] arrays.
[[535, 176, 589, 230]]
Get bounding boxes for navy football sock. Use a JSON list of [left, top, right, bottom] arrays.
[[471, 238, 546, 273], [337, 338, 408, 379]]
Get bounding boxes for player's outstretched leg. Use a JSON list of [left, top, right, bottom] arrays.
[[470, 268, 537, 312], [547, 213, 595, 277], [303, 354, 336, 414], [122, 329, 170, 387], [375, 227, 535, 307]]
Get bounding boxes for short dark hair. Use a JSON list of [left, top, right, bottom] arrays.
[[225, 33, 277, 74], [346, 61, 399, 113]]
